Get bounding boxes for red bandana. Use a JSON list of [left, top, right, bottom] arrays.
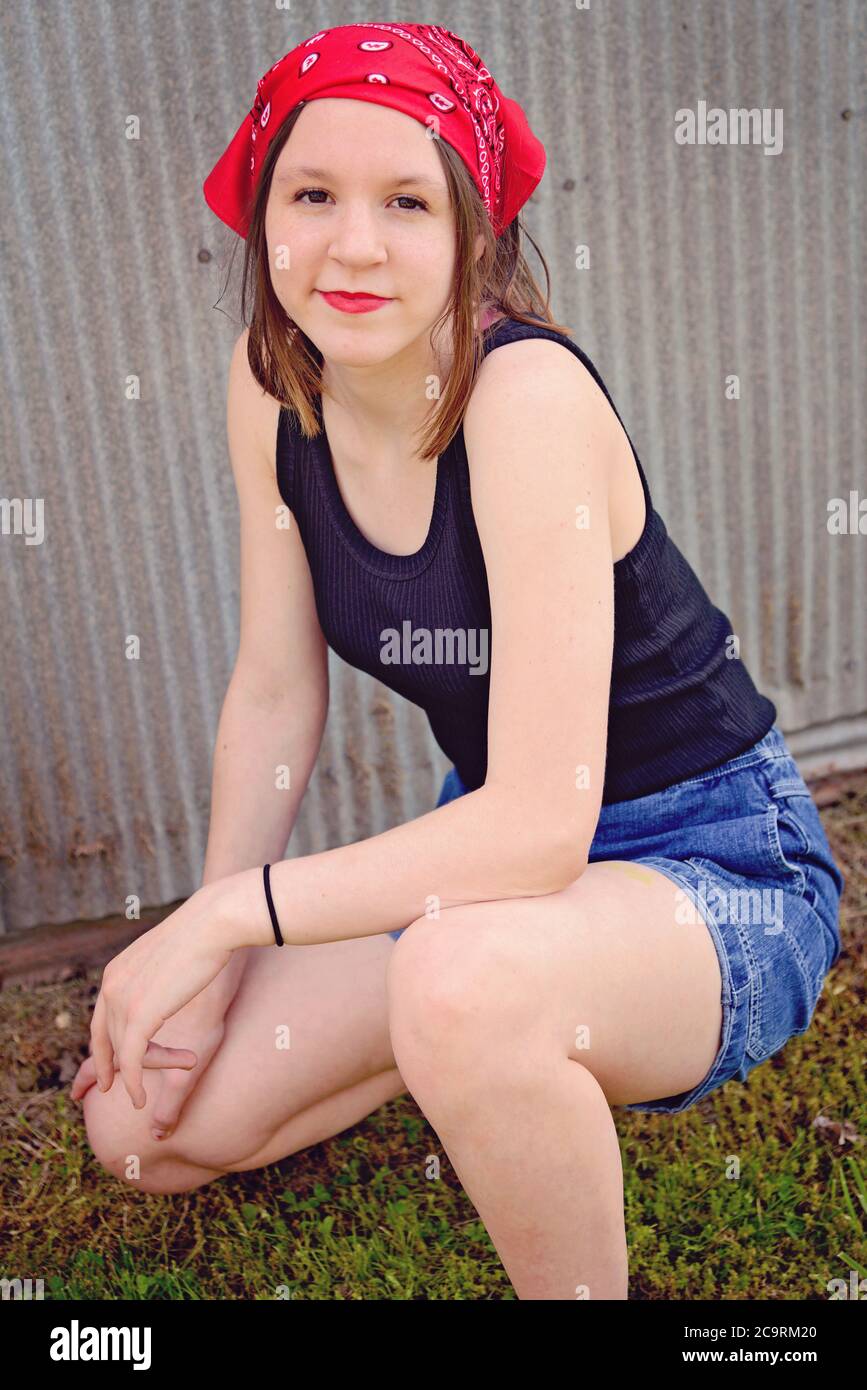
[[203, 22, 546, 239]]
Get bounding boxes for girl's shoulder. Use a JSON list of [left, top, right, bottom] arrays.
[[229, 327, 284, 479]]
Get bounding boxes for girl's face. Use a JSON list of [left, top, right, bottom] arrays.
[[265, 98, 476, 369]]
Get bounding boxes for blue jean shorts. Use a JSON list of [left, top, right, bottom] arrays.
[[389, 724, 846, 1115]]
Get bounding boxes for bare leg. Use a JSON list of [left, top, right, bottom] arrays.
[[83, 1062, 405, 1194], [405, 1048, 629, 1298], [82, 932, 406, 1193], [387, 861, 723, 1299]]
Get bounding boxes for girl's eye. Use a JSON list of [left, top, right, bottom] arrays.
[[293, 188, 427, 212]]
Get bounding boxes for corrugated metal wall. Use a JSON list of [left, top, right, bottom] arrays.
[[1, 1, 864, 934]]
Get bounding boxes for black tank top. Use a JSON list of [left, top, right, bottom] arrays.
[[275, 316, 776, 802]]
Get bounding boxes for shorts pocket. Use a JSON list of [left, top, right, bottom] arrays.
[[761, 772, 845, 955], [687, 854, 825, 1063], [764, 786, 813, 897], [742, 906, 825, 1062]]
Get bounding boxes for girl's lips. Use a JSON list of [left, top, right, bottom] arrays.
[[318, 290, 392, 314]]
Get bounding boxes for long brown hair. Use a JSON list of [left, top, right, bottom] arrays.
[[222, 103, 571, 462]]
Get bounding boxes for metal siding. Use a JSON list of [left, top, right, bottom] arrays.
[[0, 1, 863, 932]]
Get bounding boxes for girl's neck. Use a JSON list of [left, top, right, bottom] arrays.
[[319, 302, 506, 462]]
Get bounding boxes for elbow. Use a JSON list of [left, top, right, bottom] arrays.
[[484, 782, 591, 894], [544, 803, 597, 891], [529, 832, 589, 895], [550, 840, 589, 892]]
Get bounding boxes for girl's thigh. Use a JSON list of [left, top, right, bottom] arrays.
[[401, 730, 844, 1116], [85, 931, 401, 1175], [390, 859, 725, 1111]]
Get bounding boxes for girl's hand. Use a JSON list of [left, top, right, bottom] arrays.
[[144, 1006, 229, 1140], [72, 999, 230, 1141], [70, 1038, 199, 1102], [88, 883, 238, 1111]]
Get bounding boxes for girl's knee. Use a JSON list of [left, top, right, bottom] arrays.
[[81, 1081, 223, 1193], [387, 909, 533, 1049]]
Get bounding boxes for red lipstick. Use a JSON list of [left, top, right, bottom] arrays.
[[318, 290, 392, 314]]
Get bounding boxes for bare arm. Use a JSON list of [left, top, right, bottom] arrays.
[[74, 333, 330, 1116], [83, 340, 619, 1118], [199, 328, 328, 998], [210, 339, 618, 950]]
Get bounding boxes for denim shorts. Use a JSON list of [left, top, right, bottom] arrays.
[[389, 724, 846, 1115]]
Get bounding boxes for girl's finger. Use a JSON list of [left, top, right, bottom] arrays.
[[142, 1041, 199, 1070], [119, 1021, 180, 1109], [89, 991, 115, 1093], [70, 1054, 98, 1102], [72, 1044, 196, 1104], [118, 1035, 148, 1111]]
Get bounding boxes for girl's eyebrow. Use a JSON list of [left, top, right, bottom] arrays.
[[275, 164, 444, 191]]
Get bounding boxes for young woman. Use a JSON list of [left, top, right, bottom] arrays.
[[73, 23, 845, 1300]]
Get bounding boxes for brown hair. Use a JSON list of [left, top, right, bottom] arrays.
[[222, 103, 572, 462]]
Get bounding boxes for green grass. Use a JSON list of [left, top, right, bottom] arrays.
[[2, 779, 865, 1300], [6, 1039, 513, 1299]]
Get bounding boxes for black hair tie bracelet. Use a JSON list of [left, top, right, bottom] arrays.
[[263, 863, 285, 946]]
